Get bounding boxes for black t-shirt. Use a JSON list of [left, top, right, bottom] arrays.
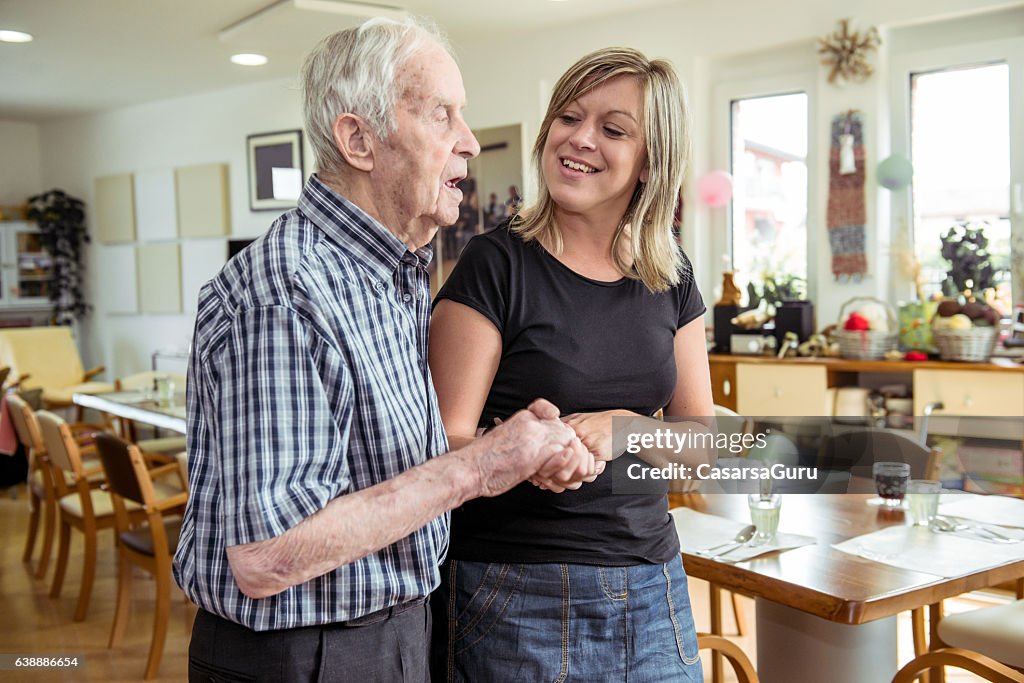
[[435, 223, 706, 565]]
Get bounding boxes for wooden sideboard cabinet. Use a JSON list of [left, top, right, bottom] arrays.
[[709, 354, 1024, 437]]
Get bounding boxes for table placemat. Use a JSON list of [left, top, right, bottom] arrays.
[[832, 525, 1024, 578], [671, 507, 816, 563]]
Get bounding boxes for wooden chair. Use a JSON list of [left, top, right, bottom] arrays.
[[0, 327, 114, 417], [8, 394, 104, 579], [112, 371, 187, 455], [698, 633, 759, 683], [94, 432, 186, 680], [892, 598, 1024, 683], [36, 410, 117, 621]]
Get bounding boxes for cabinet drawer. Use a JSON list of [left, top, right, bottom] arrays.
[[736, 364, 828, 416], [914, 370, 1024, 439], [913, 370, 1024, 417]]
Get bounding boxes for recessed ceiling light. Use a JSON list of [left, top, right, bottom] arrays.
[[231, 53, 268, 66], [0, 30, 34, 43]]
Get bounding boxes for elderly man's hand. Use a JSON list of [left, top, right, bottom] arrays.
[[471, 399, 594, 498]]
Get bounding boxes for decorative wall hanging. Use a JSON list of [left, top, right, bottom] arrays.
[[817, 18, 882, 86], [827, 111, 868, 280]]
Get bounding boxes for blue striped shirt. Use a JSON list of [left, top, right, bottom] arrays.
[[173, 175, 450, 631]]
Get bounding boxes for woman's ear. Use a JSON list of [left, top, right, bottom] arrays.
[[332, 113, 374, 172], [639, 164, 650, 184]]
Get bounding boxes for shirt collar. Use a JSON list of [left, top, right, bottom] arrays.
[[298, 174, 434, 282]]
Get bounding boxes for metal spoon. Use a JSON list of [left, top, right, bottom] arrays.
[[931, 516, 1016, 543], [703, 524, 757, 558]]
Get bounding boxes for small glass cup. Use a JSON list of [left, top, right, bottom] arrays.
[[747, 493, 782, 545], [154, 375, 175, 407], [873, 461, 911, 508], [906, 479, 941, 526]]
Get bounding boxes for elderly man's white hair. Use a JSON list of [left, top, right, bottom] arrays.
[[301, 16, 452, 178]]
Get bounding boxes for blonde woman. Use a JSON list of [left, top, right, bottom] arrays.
[[429, 47, 711, 681]]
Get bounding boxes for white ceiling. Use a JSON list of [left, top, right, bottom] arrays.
[[0, 0, 678, 121]]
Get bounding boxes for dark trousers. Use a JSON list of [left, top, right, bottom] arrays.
[[189, 600, 430, 683]]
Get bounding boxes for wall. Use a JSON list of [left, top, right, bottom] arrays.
[[0, 120, 42, 207], [32, 0, 1017, 377], [38, 78, 304, 376]]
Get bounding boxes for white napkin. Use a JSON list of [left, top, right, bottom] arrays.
[[670, 507, 816, 562], [832, 525, 1024, 578], [938, 492, 1024, 530]]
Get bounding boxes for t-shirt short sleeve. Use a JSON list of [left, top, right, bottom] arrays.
[[434, 232, 511, 333], [676, 252, 707, 329]]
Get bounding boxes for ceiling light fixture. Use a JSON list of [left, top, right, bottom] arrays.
[[219, 0, 406, 42], [0, 30, 34, 43], [231, 53, 269, 66]]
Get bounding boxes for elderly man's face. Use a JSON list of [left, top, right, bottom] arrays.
[[374, 41, 480, 248]]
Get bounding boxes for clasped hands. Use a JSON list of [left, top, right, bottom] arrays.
[[528, 408, 635, 493]]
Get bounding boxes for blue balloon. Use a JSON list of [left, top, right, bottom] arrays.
[[877, 154, 914, 190]]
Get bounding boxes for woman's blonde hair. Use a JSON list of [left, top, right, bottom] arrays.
[[512, 47, 691, 292]]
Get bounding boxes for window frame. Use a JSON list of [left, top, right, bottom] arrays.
[[711, 72, 818, 306], [888, 36, 1024, 306]]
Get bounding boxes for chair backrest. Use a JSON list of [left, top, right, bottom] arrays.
[[94, 432, 151, 507], [817, 426, 940, 480], [114, 371, 187, 392], [35, 410, 84, 476], [6, 393, 44, 453], [0, 327, 86, 391]]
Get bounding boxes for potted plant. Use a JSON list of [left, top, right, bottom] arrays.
[[26, 189, 91, 325]]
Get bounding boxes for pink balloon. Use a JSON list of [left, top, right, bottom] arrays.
[[696, 170, 733, 208]]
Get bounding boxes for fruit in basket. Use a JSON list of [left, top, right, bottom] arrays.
[[936, 299, 962, 318], [947, 313, 972, 330], [843, 312, 870, 331]]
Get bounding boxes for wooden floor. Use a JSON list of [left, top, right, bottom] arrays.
[[0, 483, 994, 682]]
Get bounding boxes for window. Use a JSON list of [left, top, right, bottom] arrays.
[[910, 63, 1012, 313], [730, 93, 809, 296]]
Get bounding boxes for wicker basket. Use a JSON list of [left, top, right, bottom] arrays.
[[933, 326, 997, 362], [834, 297, 898, 360]]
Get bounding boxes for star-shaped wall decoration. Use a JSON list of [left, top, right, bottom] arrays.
[[818, 18, 882, 85]]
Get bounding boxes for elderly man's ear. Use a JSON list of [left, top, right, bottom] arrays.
[[332, 113, 375, 172]]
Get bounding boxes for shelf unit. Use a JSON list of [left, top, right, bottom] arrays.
[[0, 221, 53, 314]]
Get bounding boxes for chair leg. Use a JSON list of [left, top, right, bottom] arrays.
[[146, 564, 172, 679], [22, 489, 41, 563], [710, 583, 724, 683], [50, 520, 71, 598], [109, 552, 132, 649], [730, 591, 747, 636], [929, 601, 946, 683], [34, 494, 57, 579], [74, 523, 98, 621]]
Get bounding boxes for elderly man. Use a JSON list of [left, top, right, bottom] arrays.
[[173, 17, 594, 682]]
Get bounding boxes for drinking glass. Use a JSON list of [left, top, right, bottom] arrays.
[[747, 493, 782, 545], [906, 479, 941, 526], [873, 462, 911, 508]]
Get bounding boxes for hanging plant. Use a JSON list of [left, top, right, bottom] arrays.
[[26, 189, 91, 325]]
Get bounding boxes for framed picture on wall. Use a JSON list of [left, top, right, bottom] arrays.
[[246, 129, 304, 211]]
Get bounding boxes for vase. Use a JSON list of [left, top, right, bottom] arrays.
[[898, 301, 938, 354]]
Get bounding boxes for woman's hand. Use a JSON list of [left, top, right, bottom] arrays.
[[527, 409, 638, 491], [563, 409, 638, 461]]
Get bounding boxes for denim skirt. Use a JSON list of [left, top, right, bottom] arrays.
[[430, 556, 702, 682]]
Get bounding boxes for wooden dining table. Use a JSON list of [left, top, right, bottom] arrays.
[[669, 491, 1024, 683]]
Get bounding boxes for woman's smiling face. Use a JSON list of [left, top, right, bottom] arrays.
[[541, 75, 648, 221]]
